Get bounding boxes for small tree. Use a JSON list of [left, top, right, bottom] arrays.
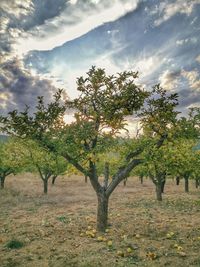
[[51, 155, 68, 185], [168, 140, 196, 193], [19, 139, 67, 194], [143, 146, 169, 201]]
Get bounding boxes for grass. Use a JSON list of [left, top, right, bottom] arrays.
[[5, 239, 24, 249], [0, 173, 200, 266]]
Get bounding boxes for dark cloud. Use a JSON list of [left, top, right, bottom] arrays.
[[178, 88, 200, 109], [0, 58, 58, 114], [1, 0, 200, 115], [20, 0, 68, 31]]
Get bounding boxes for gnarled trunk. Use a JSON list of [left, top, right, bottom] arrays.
[[156, 184, 162, 201], [0, 176, 5, 189], [184, 176, 189, 193], [97, 192, 109, 232]]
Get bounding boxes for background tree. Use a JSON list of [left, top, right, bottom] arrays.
[[18, 139, 68, 194], [168, 139, 198, 193], [143, 145, 169, 201], [0, 139, 24, 189]]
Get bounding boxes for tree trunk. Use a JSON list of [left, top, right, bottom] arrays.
[[43, 179, 48, 194], [156, 184, 162, 201], [0, 176, 5, 189], [97, 192, 109, 232], [161, 179, 166, 193], [195, 179, 199, 189], [85, 176, 88, 183], [176, 176, 180, 185], [123, 178, 127, 186], [139, 175, 143, 184], [52, 175, 57, 185], [184, 176, 189, 193]]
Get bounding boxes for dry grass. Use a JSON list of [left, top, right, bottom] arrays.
[[0, 174, 200, 267]]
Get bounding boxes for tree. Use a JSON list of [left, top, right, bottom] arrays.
[[51, 154, 68, 185], [136, 85, 179, 200], [168, 140, 196, 193], [0, 67, 179, 231], [19, 139, 67, 194], [0, 139, 24, 189], [143, 146, 169, 201]]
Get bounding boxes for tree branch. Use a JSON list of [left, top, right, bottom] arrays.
[[62, 152, 89, 177], [88, 161, 102, 193], [106, 158, 143, 197], [103, 162, 109, 190]]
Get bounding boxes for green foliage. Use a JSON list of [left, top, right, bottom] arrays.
[[167, 139, 198, 178], [15, 139, 68, 180], [0, 138, 25, 184]]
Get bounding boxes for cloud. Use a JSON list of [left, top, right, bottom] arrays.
[[13, 0, 139, 55], [176, 37, 198, 46], [196, 55, 200, 63], [0, 58, 58, 114], [154, 0, 200, 26], [0, 0, 34, 61], [159, 70, 181, 90], [0, 0, 34, 18], [179, 88, 200, 109], [181, 69, 200, 90]]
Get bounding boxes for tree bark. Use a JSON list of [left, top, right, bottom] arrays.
[[176, 176, 180, 185], [195, 179, 199, 189], [184, 176, 189, 193], [123, 178, 127, 186], [85, 176, 88, 183], [156, 184, 162, 201], [139, 175, 143, 184], [97, 192, 109, 232], [52, 175, 57, 185], [43, 179, 48, 194], [0, 176, 5, 189], [161, 179, 166, 193]]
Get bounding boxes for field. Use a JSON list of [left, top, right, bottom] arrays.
[[0, 174, 200, 267]]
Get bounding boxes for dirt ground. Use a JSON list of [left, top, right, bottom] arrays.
[[0, 174, 200, 267]]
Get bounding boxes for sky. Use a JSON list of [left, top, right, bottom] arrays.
[[0, 0, 200, 123]]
